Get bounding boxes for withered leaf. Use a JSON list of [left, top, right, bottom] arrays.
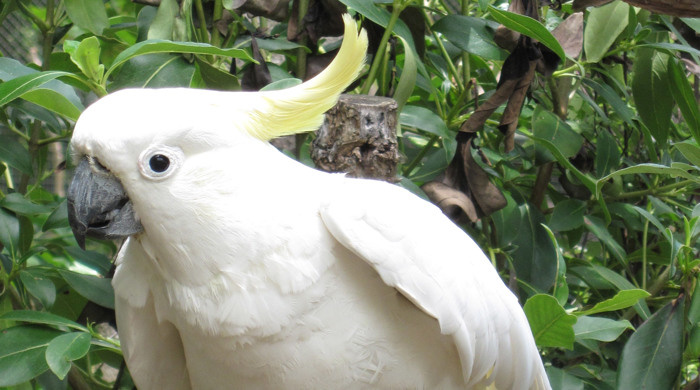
[[552, 12, 584, 58], [422, 181, 479, 223], [241, 35, 272, 91]]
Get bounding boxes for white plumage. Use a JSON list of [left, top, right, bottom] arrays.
[[68, 15, 551, 390]]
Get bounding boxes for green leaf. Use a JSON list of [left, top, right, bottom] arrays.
[[18, 215, 32, 256], [617, 298, 684, 390], [194, 57, 240, 91], [260, 78, 302, 91], [595, 130, 621, 178], [0, 135, 32, 174], [0, 193, 53, 215], [545, 366, 585, 390], [19, 270, 56, 309], [0, 310, 88, 332], [394, 36, 417, 112], [400, 105, 451, 139], [0, 58, 83, 119], [106, 40, 252, 79], [0, 325, 61, 386], [20, 89, 83, 120], [511, 203, 557, 292], [68, 37, 105, 83], [42, 201, 69, 231], [584, 215, 626, 265], [674, 141, 700, 168], [668, 58, 700, 144], [579, 289, 650, 315], [147, 0, 179, 40], [58, 271, 115, 309], [0, 71, 75, 108], [64, 0, 109, 35], [108, 53, 196, 90], [571, 265, 651, 319], [632, 48, 672, 145], [582, 78, 634, 127], [583, 0, 629, 63], [45, 332, 91, 380], [488, 6, 565, 61], [0, 207, 19, 256], [596, 163, 700, 199], [532, 107, 583, 164], [432, 14, 507, 60], [548, 199, 585, 231], [64, 246, 113, 275], [524, 294, 577, 349], [542, 224, 568, 306], [574, 316, 633, 342]]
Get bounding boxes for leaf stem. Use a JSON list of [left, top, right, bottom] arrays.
[[402, 134, 439, 176], [361, 1, 407, 94]]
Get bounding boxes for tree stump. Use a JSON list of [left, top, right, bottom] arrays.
[[311, 94, 399, 181]]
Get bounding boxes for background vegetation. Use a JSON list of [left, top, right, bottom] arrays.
[[0, 0, 698, 389]]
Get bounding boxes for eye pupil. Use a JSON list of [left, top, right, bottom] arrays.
[[149, 154, 170, 173]]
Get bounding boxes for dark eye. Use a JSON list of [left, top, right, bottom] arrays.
[[149, 154, 170, 173]]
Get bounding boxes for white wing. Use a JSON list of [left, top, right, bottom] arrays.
[[113, 240, 192, 390], [319, 178, 550, 390]]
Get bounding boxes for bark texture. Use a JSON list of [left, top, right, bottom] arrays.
[[311, 94, 399, 181]]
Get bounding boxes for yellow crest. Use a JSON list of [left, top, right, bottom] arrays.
[[245, 14, 368, 140]]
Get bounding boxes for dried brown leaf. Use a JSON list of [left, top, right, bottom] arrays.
[[552, 13, 584, 58]]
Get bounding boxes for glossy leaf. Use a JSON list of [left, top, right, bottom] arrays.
[[400, 105, 451, 139], [432, 14, 507, 60], [574, 316, 633, 342], [64, 0, 109, 35], [668, 58, 700, 144], [58, 271, 115, 309], [394, 36, 417, 112], [674, 142, 700, 168], [108, 53, 196, 90], [617, 298, 684, 390], [0, 71, 74, 107], [0, 193, 53, 215], [41, 201, 69, 231], [0, 135, 32, 174], [595, 130, 621, 178], [106, 40, 252, 79], [532, 107, 583, 164], [0, 207, 19, 256], [0, 326, 61, 386], [584, 215, 626, 265], [524, 294, 577, 349], [632, 48, 672, 145], [45, 332, 91, 379], [488, 6, 565, 61], [579, 289, 650, 315], [582, 78, 634, 127], [596, 163, 700, 199], [0, 310, 88, 332], [548, 199, 585, 231], [20, 270, 57, 309], [583, 1, 629, 63], [67, 37, 105, 83], [511, 202, 557, 292]]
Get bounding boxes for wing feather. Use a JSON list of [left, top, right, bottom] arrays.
[[113, 240, 192, 390], [320, 178, 550, 390]]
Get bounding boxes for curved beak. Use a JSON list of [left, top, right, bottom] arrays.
[[67, 157, 144, 249]]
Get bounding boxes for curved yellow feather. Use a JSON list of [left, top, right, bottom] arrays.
[[246, 14, 368, 140]]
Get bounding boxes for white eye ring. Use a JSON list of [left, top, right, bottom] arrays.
[[138, 145, 183, 181]]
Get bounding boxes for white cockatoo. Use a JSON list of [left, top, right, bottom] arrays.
[[67, 14, 551, 390]]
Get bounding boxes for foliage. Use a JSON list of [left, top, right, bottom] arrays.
[[0, 0, 698, 388]]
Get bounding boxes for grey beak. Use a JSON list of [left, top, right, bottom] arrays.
[[67, 157, 144, 249]]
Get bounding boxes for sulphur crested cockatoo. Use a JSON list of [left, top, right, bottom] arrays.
[[66, 14, 550, 390]]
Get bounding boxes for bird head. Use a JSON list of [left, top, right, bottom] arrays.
[[67, 14, 367, 249]]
